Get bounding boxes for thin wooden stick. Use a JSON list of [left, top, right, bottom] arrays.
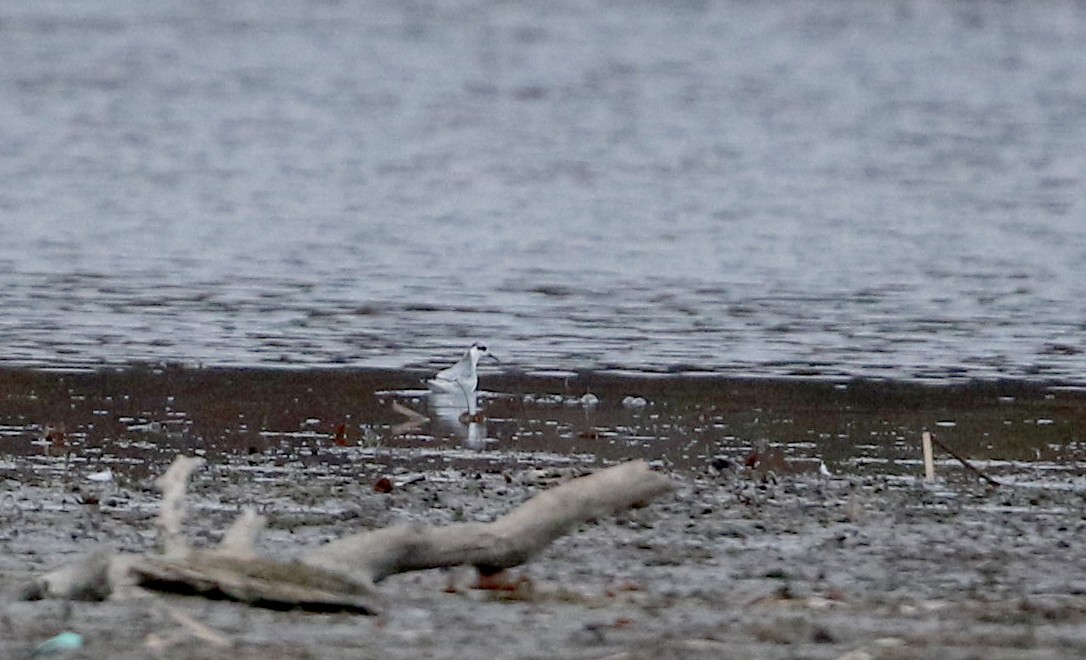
[[921, 431, 936, 482], [392, 401, 429, 423], [155, 600, 233, 648], [391, 401, 429, 435], [928, 433, 1000, 487]]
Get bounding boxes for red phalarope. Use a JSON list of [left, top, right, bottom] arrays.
[[427, 342, 500, 409]]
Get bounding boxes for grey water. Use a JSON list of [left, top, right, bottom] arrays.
[[1, 0, 1085, 382]]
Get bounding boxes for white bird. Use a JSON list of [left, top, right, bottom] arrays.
[[86, 468, 114, 483], [427, 342, 500, 406]]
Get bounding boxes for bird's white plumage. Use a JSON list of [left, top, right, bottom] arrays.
[[427, 342, 499, 407], [86, 468, 114, 483]]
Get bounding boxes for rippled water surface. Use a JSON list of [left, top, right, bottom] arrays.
[[2, 1, 1085, 380]]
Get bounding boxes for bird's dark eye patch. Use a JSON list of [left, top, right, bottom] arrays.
[[477, 344, 488, 351]]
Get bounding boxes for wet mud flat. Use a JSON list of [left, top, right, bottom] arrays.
[[2, 367, 1086, 658]]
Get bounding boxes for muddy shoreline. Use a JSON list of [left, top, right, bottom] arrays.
[[3, 367, 1086, 658]]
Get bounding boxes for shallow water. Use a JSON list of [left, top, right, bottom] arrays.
[[1, 368, 1084, 484], [2, 1, 1086, 381]]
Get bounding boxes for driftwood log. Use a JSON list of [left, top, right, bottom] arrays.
[[18, 456, 673, 614], [303, 458, 671, 587]]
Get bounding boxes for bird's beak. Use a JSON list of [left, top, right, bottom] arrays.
[[486, 353, 502, 363]]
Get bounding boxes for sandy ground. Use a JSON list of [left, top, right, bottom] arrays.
[[4, 458, 1086, 660]]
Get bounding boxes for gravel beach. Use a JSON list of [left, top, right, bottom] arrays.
[[3, 368, 1086, 658]]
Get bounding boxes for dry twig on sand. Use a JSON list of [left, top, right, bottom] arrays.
[[928, 432, 1001, 487], [391, 400, 430, 434]]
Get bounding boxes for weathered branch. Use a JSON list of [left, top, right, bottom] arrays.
[[18, 457, 672, 615], [302, 460, 673, 587]]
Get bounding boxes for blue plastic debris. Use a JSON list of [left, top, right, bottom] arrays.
[[31, 631, 84, 656]]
